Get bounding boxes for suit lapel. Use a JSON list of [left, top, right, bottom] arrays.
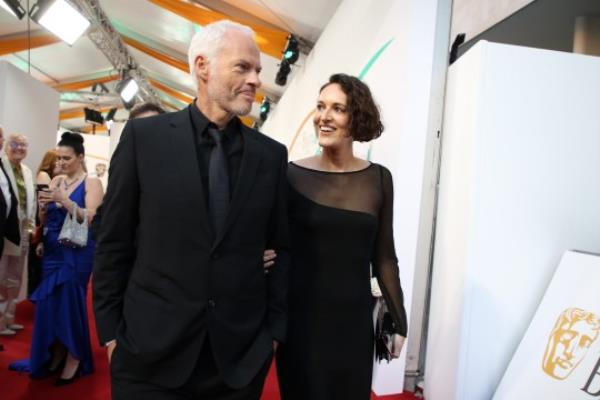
[[1, 157, 17, 197], [212, 125, 262, 250], [168, 109, 212, 239], [0, 162, 20, 246], [23, 166, 34, 220]]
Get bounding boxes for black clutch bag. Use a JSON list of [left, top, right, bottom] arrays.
[[374, 299, 396, 363]]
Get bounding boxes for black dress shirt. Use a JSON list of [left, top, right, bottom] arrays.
[[189, 102, 244, 209]]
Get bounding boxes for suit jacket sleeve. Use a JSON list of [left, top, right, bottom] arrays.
[[93, 122, 140, 344], [265, 146, 291, 343]]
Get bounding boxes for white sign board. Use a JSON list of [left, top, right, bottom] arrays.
[[494, 251, 600, 399]]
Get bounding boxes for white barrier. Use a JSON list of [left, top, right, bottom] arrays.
[[494, 251, 600, 399]]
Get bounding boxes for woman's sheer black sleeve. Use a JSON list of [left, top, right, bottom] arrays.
[[372, 166, 408, 336]]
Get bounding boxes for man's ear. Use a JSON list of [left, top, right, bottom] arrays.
[[195, 55, 210, 82]]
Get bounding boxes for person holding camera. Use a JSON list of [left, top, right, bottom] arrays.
[[29, 132, 103, 385]]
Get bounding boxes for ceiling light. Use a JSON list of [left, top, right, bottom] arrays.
[[105, 108, 118, 122], [275, 35, 301, 87], [275, 60, 291, 86], [84, 107, 104, 126], [116, 77, 139, 108], [282, 35, 299, 65], [30, 0, 90, 45], [0, 0, 26, 19], [259, 97, 271, 121]]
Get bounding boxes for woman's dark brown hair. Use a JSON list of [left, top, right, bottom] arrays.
[[58, 131, 85, 156], [319, 73, 384, 142], [36, 149, 58, 178]]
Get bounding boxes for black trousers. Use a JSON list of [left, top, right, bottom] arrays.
[[111, 341, 272, 400], [27, 245, 42, 296]]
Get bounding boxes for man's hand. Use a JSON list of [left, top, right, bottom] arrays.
[[107, 341, 117, 363], [263, 249, 277, 270], [35, 243, 44, 258], [391, 335, 405, 358]]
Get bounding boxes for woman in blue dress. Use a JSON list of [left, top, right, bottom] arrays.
[[33, 132, 103, 385]]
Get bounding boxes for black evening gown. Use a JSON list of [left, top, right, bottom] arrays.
[[276, 162, 408, 400]]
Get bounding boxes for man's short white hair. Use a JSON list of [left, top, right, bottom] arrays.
[[187, 20, 256, 86], [7, 133, 27, 143]]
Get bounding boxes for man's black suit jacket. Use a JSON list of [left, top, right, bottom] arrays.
[[93, 109, 290, 389], [0, 163, 20, 257]]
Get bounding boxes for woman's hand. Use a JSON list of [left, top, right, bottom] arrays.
[[391, 334, 406, 359], [107, 341, 117, 364], [37, 189, 53, 210], [263, 249, 277, 271], [50, 182, 70, 206]]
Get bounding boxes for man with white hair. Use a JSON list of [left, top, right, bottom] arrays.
[[0, 131, 34, 336], [93, 20, 290, 399], [0, 124, 19, 351], [0, 125, 20, 260]]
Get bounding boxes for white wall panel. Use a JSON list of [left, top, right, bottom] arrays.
[[426, 41, 600, 400], [0, 60, 59, 171], [262, 0, 446, 394]]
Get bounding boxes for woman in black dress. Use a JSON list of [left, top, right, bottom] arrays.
[[275, 74, 408, 399]]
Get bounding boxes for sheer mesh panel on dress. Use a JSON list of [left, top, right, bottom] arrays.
[[287, 162, 408, 336], [287, 162, 382, 216]]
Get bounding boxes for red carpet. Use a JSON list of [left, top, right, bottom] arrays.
[[0, 298, 418, 400]]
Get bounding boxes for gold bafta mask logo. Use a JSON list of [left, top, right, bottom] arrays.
[[542, 308, 600, 380]]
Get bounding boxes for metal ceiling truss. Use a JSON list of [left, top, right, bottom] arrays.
[[70, 0, 162, 105], [60, 91, 122, 107]]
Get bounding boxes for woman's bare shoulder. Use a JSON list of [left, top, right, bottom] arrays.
[[36, 171, 51, 185]]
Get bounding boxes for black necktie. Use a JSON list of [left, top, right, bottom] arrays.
[[207, 127, 230, 234]]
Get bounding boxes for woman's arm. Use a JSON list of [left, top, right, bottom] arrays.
[[372, 166, 407, 359], [57, 177, 103, 223], [36, 171, 51, 185], [83, 177, 104, 223], [46, 175, 101, 223], [38, 175, 64, 225]]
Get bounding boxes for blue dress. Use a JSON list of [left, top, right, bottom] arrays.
[[28, 181, 95, 378]]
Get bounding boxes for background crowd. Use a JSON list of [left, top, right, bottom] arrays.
[[0, 101, 165, 385]]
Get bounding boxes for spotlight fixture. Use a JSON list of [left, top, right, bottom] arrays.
[[259, 97, 271, 121], [275, 34, 300, 87], [105, 106, 118, 131], [92, 82, 110, 93], [84, 107, 104, 126], [282, 35, 299, 65], [115, 76, 139, 108], [29, 0, 90, 45], [275, 60, 291, 86], [0, 0, 26, 19], [105, 107, 118, 122]]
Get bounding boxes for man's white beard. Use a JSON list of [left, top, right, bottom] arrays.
[[207, 84, 251, 116]]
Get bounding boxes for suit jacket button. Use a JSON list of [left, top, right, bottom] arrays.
[[208, 299, 216, 308], [212, 253, 220, 259]]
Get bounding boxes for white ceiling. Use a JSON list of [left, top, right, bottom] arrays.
[[218, 0, 342, 44], [458, 0, 600, 58], [0, 0, 342, 131], [14, 37, 112, 82]]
